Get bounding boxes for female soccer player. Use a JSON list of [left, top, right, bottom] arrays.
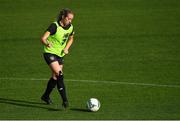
[[40, 8, 74, 108]]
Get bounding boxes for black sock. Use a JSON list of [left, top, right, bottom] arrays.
[[57, 74, 68, 102], [43, 78, 57, 98]]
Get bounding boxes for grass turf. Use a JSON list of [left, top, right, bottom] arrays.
[[0, 0, 180, 119]]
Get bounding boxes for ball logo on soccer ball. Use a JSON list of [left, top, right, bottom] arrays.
[[87, 98, 100, 112]]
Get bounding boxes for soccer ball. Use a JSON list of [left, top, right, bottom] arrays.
[[87, 98, 100, 112]]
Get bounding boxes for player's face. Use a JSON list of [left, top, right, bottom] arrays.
[[63, 13, 74, 26]]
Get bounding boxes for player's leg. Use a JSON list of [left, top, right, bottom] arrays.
[[41, 76, 56, 104], [43, 61, 61, 99], [50, 61, 69, 108], [41, 53, 59, 104], [56, 65, 69, 108]]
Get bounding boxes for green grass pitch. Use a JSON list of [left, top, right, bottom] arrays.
[[0, 0, 180, 119]]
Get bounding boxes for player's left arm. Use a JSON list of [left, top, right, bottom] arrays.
[[63, 33, 74, 54]]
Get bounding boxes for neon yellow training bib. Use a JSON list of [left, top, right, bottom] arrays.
[[43, 22, 73, 57]]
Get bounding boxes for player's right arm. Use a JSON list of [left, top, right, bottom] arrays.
[[41, 31, 52, 48], [41, 23, 57, 48]]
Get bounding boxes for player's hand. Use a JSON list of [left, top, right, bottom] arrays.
[[46, 42, 53, 48], [63, 49, 69, 54]]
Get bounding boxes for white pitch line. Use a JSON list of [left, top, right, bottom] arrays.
[[68, 79, 180, 88], [0, 77, 180, 88]]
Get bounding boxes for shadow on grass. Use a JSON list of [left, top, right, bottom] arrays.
[[0, 97, 61, 111], [70, 108, 90, 112]]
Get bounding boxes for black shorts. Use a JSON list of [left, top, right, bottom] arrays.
[[43, 53, 64, 65]]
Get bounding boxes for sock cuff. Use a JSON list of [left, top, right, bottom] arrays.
[[56, 72, 64, 81], [51, 77, 56, 81]]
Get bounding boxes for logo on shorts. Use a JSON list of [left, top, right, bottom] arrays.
[[50, 56, 55, 61]]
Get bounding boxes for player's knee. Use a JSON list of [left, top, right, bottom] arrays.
[[55, 71, 60, 76], [54, 72, 58, 76]]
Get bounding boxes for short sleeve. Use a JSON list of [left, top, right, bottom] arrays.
[[46, 23, 57, 35]]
